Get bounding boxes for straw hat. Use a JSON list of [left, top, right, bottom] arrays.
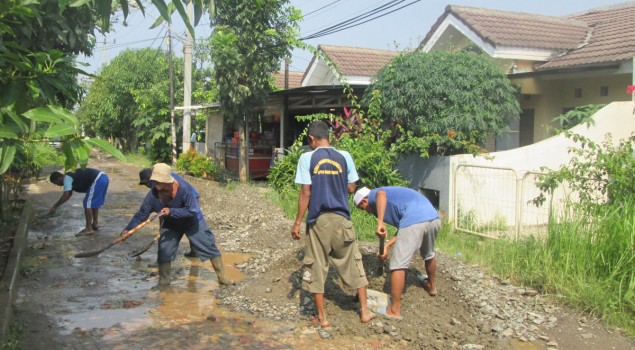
[[150, 163, 174, 183]]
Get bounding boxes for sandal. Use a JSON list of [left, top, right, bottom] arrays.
[[317, 327, 333, 339]]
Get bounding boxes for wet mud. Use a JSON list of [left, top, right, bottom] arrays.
[[16, 157, 390, 349]]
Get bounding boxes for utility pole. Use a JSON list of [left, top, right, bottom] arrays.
[[168, 26, 177, 166], [182, 1, 194, 153]]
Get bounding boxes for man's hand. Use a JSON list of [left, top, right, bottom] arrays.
[[160, 207, 170, 216], [48, 207, 57, 215], [375, 222, 387, 239], [120, 230, 128, 237], [291, 221, 302, 240], [377, 246, 389, 261]]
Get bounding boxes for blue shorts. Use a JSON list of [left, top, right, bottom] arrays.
[[84, 173, 109, 209]]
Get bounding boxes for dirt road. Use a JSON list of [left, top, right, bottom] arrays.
[[15, 154, 634, 349]]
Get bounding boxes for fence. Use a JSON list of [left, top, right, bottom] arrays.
[[453, 164, 553, 239]]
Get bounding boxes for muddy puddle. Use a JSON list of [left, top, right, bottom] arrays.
[[54, 252, 249, 338]]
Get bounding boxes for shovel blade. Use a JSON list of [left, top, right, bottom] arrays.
[[366, 288, 390, 311], [129, 238, 157, 257], [74, 243, 113, 258]]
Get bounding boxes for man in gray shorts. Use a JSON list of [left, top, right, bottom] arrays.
[[354, 186, 441, 320]]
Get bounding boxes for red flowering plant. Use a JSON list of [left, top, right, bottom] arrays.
[[330, 106, 364, 139]]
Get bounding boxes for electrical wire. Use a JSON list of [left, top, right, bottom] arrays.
[[302, 0, 341, 18], [301, 0, 420, 41]]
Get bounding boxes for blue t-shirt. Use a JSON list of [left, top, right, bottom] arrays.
[[125, 185, 204, 231], [367, 187, 439, 229], [295, 147, 359, 224]]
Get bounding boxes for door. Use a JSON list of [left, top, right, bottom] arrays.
[[519, 109, 534, 147]]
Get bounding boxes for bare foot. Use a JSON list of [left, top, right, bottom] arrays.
[[75, 228, 95, 237], [360, 310, 377, 323], [424, 279, 438, 296]]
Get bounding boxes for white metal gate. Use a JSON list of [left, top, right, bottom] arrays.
[[453, 164, 551, 239]]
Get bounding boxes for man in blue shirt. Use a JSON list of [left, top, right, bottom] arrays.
[[291, 120, 375, 336], [354, 186, 441, 321], [123, 163, 232, 288], [49, 167, 109, 237], [139, 168, 199, 258]]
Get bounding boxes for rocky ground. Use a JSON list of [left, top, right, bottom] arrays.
[[8, 153, 635, 349], [186, 175, 634, 350]]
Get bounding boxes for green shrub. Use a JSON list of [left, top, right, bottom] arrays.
[[267, 143, 304, 193], [552, 104, 605, 130], [176, 150, 222, 180], [267, 90, 406, 194], [534, 132, 635, 208]]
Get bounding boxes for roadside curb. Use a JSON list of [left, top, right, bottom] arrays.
[[0, 200, 33, 342]]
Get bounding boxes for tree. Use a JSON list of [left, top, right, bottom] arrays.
[[365, 51, 520, 156], [77, 48, 184, 159], [209, 0, 301, 182], [0, 0, 216, 175], [0, 0, 124, 173]]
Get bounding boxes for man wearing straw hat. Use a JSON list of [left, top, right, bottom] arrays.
[[122, 163, 233, 288]]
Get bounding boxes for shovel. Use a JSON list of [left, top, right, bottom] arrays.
[[74, 213, 162, 258], [129, 234, 160, 257], [378, 236, 385, 275]]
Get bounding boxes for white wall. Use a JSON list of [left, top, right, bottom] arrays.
[[400, 101, 635, 222]]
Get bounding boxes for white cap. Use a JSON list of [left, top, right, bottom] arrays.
[[354, 187, 371, 206]]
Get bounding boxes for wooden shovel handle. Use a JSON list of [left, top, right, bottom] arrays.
[[378, 236, 385, 274], [117, 212, 162, 244]]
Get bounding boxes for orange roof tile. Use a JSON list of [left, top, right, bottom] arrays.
[[538, 2, 635, 70], [420, 2, 635, 71], [318, 44, 400, 77], [447, 5, 589, 50], [272, 70, 303, 90]]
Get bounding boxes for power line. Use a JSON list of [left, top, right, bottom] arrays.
[[301, 0, 420, 41], [92, 37, 165, 53], [302, 0, 341, 18]]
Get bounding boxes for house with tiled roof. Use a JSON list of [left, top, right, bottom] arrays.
[[301, 44, 400, 86], [272, 70, 303, 90], [419, 2, 635, 149]]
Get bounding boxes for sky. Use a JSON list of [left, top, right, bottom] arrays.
[[78, 0, 627, 75]]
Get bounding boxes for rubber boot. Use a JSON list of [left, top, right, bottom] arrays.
[[153, 262, 171, 289], [210, 256, 234, 286]]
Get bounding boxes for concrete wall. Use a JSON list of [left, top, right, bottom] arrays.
[[400, 101, 635, 221], [515, 72, 632, 142], [397, 155, 451, 212], [205, 111, 225, 157]]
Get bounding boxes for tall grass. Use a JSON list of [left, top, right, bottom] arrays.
[[123, 151, 153, 168], [437, 200, 635, 335]]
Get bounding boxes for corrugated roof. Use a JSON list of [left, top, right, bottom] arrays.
[[318, 44, 399, 77], [272, 70, 303, 90]]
